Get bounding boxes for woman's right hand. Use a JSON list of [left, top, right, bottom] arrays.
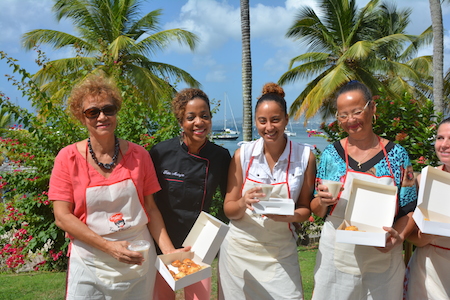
[[316, 184, 340, 207], [243, 187, 265, 211]]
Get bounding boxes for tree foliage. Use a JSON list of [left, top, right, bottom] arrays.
[[21, 0, 200, 107], [279, 0, 433, 121]]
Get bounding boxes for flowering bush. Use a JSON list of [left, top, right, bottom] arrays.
[[295, 214, 324, 246], [319, 93, 441, 172]]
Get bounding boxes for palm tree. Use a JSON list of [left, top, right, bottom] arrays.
[[21, 0, 200, 106], [373, 2, 433, 100], [429, 0, 444, 114], [240, 0, 252, 141], [278, 0, 432, 120]]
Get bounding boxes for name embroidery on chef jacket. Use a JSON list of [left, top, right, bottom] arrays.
[[163, 170, 185, 178]]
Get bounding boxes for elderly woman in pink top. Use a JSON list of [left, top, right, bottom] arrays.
[[48, 74, 188, 300]]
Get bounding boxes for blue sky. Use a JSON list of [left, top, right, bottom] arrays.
[[1, 0, 449, 124]]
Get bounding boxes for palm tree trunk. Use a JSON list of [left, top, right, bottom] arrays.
[[429, 0, 444, 114], [240, 0, 252, 141]]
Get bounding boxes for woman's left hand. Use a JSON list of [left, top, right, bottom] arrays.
[[376, 226, 403, 253]]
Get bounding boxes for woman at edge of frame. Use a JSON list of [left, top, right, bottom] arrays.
[[311, 81, 417, 300], [404, 117, 450, 299]]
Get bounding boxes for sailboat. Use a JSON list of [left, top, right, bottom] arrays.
[[285, 122, 297, 137], [212, 93, 240, 140]]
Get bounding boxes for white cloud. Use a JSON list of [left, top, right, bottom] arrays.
[[163, 0, 240, 54], [206, 68, 227, 82]]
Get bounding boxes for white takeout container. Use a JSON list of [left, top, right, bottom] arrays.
[[155, 212, 229, 290], [128, 240, 150, 261], [252, 198, 295, 215], [413, 166, 450, 237], [322, 179, 342, 198], [336, 178, 398, 247], [246, 182, 273, 201]]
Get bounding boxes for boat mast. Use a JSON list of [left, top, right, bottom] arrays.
[[223, 93, 227, 130], [226, 93, 239, 133]]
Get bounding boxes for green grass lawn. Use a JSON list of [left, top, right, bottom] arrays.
[[0, 245, 318, 300]]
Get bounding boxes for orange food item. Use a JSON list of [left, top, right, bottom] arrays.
[[167, 258, 205, 280], [182, 258, 195, 266], [174, 271, 186, 280], [345, 225, 359, 231], [171, 259, 182, 267]]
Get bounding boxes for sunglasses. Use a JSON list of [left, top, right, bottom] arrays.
[[83, 105, 118, 119]]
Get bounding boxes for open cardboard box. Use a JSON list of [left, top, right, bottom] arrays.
[[336, 178, 397, 247], [413, 166, 450, 237], [155, 212, 229, 290], [252, 198, 295, 215]]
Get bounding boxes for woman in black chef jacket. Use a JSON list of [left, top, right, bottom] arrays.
[[150, 88, 231, 300]]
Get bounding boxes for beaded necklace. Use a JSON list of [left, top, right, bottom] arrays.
[[88, 136, 119, 170]]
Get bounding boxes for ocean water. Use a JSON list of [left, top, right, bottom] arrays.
[[212, 128, 330, 155]]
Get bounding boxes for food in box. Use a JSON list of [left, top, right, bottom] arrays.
[[336, 178, 397, 247], [155, 212, 229, 290], [156, 251, 211, 290]]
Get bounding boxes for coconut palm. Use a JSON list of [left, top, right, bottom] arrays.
[[240, 0, 252, 141], [429, 0, 445, 114], [373, 2, 433, 100], [279, 0, 432, 120], [21, 0, 200, 106]]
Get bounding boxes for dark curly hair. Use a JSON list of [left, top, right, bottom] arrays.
[[172, 88, 211, 124]]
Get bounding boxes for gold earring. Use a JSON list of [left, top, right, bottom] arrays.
[[373, 114, 377, 124]]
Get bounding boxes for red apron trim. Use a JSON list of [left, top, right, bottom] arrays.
[[242, 141, 292, 199], [430, 243, 450, 251], [186, 152, 210, 212]]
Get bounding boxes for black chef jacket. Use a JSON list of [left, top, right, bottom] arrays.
[[150, 137, 231, 250]]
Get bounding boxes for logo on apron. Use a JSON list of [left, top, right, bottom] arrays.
[[109, 212, 126, 228]]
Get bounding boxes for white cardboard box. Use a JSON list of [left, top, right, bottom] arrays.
[[335, 178, 398, 247], [155, 212, 229, 290], [252, 198, 295, 215], [413, 166, 450, 237]]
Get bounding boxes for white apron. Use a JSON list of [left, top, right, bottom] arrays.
[[66, 175, 156, 300], [405, 225, 450, 298], [313, 138, 405, 300], [220, 141, 304, 300]]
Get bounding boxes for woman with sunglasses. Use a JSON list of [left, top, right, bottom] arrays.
[[48, 74, 187, 299], [311, 81, 417, 300], [150, 88, 231, 300], [404, 117, 450, 300]]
